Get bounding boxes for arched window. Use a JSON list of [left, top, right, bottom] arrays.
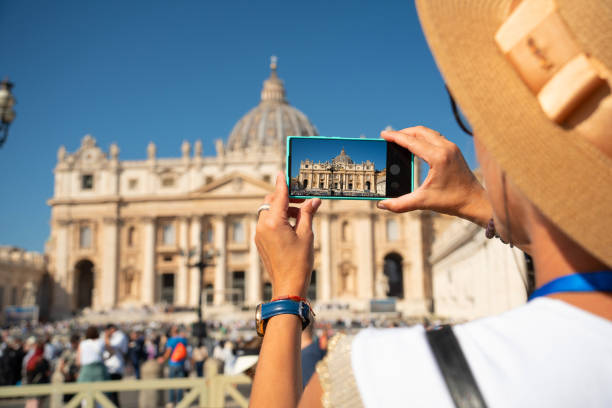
[[206, 224, 214, 243], [365, 181, 371, 191], [79, 226, 92, 249], [341, 221, 351, 241], [205, 283, 214, 305], [386, 219, 399, 241], [127, 226, 136, 247], [162, 223, 175, 245], [232, 220, 245, 243], [231, 271, 245, 305], [303, 179, 308, 189], [384, 253, 404, 299], [263, 282, 273, 302]]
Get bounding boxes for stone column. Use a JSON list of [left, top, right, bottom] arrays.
[[54, 219, 71, 316], [141, 217, 156, 305], [407, 213, 426, 306], [356, 213, 374, 299], [189, 216, 202, 307], [319, 214, 332, 301], [176, 216, 189, 306], [101, 217, 119, 309], [247, 216, 262, 305], [213, 215, 227, 305]]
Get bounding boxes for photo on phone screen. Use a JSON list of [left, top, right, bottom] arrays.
[[287, 136, 413, 200]]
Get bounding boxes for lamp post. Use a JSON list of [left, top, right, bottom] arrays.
[[0, 78, 16, 149], [182, 241, 217, 347]]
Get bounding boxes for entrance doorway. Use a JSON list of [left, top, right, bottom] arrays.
[[383, 253, 404, 298], [74, 259, 94, 309], [160, 273, 175, 304]]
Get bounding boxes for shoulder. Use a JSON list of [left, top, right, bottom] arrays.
[[350, 326, 454, 407], [455, 298, 612, 407], [316, 333, 365, 408]]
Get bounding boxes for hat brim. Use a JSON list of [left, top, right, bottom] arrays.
[[416, 0, 612, 265]]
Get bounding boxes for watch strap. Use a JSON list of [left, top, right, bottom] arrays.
[[261, 299, 310, 330]]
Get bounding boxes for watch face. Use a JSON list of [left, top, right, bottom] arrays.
[[255, 304, 264, 337]]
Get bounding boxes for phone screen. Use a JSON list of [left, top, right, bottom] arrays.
[[287, 136, 413, 200]]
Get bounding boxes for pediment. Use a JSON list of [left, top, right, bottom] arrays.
[[190, 172, 274, 197]]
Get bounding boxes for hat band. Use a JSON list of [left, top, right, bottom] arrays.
[[495, 0, 609, 124]]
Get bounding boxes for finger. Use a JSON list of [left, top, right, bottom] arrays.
[[381, 130, 439, 165], [376, 189, 426, 213], [257, 194, 275, 225], [271, 171, 289, 220], [296, 198, 321, 238], [397, 126, 447, 147]]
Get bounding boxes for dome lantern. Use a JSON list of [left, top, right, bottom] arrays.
[[227, 56, 318, 153]]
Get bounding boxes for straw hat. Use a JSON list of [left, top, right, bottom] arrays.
[[415, 0, 612, 265]]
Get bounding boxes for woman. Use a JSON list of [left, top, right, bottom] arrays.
[[76, 326, 110, 383], [250, 0, 612, 406], [24, 341, 50, 408]]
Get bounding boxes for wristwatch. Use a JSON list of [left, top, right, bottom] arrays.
[[255, 299, 312, 337]]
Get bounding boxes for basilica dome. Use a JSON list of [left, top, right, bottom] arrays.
[[332, 148, 353, 166], [227, 58, 318, 152]]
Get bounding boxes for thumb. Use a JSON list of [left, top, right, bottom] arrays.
[[296, 198, 321, 238], [377, 190, 424, 213]]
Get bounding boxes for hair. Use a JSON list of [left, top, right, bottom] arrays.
[[85, 326, 99, 340], [106, 323, 117, 330], [70, 333, 81, 344]]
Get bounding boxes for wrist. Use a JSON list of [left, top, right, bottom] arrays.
[[272, 285, 307, 299], [457, 184, 493, 228]]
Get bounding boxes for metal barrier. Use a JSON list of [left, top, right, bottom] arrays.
[[0, 373, 251, 408]]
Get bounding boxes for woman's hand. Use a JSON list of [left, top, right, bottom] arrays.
[[255, 172, 321, 298], [379, 126, 492, 227]]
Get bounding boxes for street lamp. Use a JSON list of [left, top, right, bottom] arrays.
[[0, 78, 16, 148], [182, 241, 218, 347]]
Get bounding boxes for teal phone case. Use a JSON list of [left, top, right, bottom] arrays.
[[286, 136, 414, 200]]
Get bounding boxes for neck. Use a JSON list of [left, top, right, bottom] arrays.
[[529, 212, 612, 321]]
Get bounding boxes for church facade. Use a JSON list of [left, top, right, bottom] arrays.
[[45, 60, 433, 318], [292, 149, 385, 197]]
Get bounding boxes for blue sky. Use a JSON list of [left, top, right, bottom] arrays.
[[0, 0, 476, 252], [290, 138, 387, 177]]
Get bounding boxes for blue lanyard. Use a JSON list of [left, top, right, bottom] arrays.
[[528, 270, 612, 301]]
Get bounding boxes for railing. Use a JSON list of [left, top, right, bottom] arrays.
[[0, 373, 251, 408]]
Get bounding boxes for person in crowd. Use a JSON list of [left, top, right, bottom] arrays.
[[104, 323, 128, 406], [25, 341, 49, 381], [127, 330, 146, 379], [300, 324, 325, 389], [24, 340, 51, 408], [249, 1, 612, 406], [144, 334, 158, 361], [76, 326, 109, 383], [222, 340, 236, 375], [158, 325, 188, 407], [22, 336, 37, 375], [57, 333, 81, 403], [0, 336, 25, 386], [191, 340, 208, 378]]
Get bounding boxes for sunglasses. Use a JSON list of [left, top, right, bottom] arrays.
[[446, 85, 473, 137]]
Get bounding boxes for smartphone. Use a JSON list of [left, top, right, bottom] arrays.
[[286, 136, 413, 200]]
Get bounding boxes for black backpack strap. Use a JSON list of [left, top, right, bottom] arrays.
[[425, 325, 488, 408]]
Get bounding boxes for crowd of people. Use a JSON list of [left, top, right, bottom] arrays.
[[0, 315, 409, 406]]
